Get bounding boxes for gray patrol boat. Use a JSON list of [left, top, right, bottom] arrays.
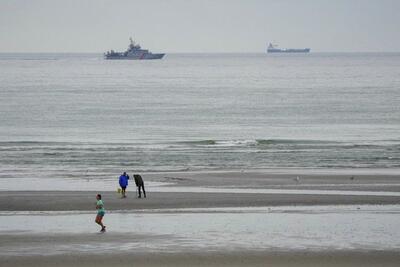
[[105, 38, 165, 60]]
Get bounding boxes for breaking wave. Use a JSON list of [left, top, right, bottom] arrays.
[[0, 139, 399, 181]]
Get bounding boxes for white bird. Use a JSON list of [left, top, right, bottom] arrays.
[[294, 176, 300, 182]]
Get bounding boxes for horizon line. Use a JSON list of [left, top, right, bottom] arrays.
[[0, 51, 400, 54]]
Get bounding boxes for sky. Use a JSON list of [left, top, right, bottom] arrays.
[[0, 0, 399, 53]]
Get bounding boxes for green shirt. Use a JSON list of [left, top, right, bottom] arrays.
[[96, 200, 105, 213]]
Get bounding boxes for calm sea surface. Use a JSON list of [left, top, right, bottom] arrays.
[[0, 53, 399, 179]]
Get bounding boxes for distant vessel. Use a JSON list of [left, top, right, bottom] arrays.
[[267, 43, 310, 53], [105, 38, 165, 60]]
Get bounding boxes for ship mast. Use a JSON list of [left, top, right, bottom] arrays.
[[129, 37, 138, 50]]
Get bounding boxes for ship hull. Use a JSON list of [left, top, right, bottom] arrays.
[[105, 53, 165, 60], [267, 48, 310, 53]]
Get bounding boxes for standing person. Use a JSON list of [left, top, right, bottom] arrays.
[[95, 194, 106, 233], [119, 172, 129, 198], [134, 174, 146, 198]]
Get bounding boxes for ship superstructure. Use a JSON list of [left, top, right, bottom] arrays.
[[105, 38, 165, 60]]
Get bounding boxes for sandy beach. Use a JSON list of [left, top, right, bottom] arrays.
[[1, 190, 400, 211], [0, 171, 400, 266], [1, 170, 400, 211], [2, 250, 400, 267]]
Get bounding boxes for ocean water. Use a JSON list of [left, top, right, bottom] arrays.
[[0, 53, 399, 180]]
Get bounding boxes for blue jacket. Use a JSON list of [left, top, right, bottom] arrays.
[[119, 174, 129, 187]]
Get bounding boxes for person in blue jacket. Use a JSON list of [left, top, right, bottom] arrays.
[[119, 172, 129, 198]]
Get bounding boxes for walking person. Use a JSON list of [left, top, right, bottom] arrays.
[[95, 194, 106, 233], [119, 172, 129, 198], [134, 174, 146, 198]]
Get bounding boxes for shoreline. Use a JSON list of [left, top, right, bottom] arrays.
[[1, 170, 400, 192]]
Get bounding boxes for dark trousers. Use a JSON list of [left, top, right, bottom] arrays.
[[138, 185, 146, 198]]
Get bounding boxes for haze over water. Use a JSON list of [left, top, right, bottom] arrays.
[[0, 53, 399, 179]]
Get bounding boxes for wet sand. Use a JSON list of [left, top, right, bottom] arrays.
[[2, 250, 400, 267], [1, 171, 400, 211], [1, 190, 400, 211], [1, 171, 399, 266]]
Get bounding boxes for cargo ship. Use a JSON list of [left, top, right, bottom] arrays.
[[105, 38, 165, 60], [267, 43, 310, 53]]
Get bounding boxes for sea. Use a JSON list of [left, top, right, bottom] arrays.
[[0, 53, 399, 181]]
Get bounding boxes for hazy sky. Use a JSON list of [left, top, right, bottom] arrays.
[[1, 0, 399, 53]]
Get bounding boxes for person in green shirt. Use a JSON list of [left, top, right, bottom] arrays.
[[95, 194, 106, 232]]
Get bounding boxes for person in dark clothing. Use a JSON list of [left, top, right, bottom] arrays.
[[119, 172, 130, 198], [133, 174, 146, 198]]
